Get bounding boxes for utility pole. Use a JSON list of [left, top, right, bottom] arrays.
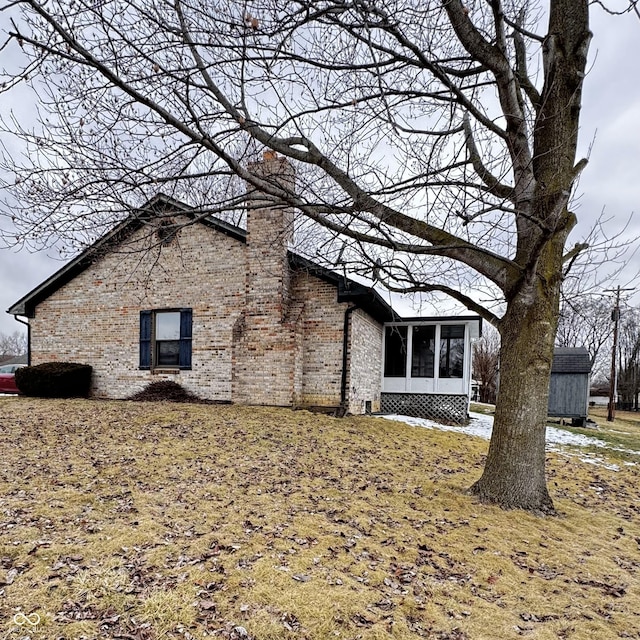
[[605, 286, 634, 422]]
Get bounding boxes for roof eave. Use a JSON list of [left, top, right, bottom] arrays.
[[6, 195, 248, 318], [288, 253, 396, 323]]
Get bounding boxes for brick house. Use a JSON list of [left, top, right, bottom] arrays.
[[7, 155, 481, 420]]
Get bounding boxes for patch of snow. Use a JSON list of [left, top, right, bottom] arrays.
[[379, 411, 639, 469]]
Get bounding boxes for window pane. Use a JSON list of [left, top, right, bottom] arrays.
[[384, 326, 407, 377], [411, 325, 435, 378], [441, 324, 465, 338], [157, 340, 180, 366], [156, 311, 181, 340], [449, 338, 465, 377], [439, 337, 465, 378]]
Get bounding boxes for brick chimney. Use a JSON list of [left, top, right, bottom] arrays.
[[232, 152, 299, 406], [245, 151, 295, 322]]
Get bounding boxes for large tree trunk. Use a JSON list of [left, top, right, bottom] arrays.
[[470, 290, 558, 513], [470, 243, 564, 514], [468, 0, 590, 513]]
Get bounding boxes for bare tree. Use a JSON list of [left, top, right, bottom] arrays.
[[1, 0, 633, 511], [557, 224, 638, 380], [472, 325, 499, 405], [556, 296, 614, 380], [617, 307, 640, 410], [0, 330, 27, 361]]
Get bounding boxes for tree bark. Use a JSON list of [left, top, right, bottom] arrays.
[[468, 0, 590, 512], [471, 299, 556, 512], [470, 239, 565, 513]]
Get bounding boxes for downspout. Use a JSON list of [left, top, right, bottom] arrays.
[[13, 315, 30, 365], [340, 304, 357, 413]]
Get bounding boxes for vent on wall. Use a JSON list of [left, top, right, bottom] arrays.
[[157, 219, 177, 246]]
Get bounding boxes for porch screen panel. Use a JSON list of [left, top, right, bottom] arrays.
[[439, 325, 465, 378], [384, 326, 408, 377], [411, 325, 435, 377]]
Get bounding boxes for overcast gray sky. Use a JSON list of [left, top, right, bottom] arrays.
[[0, 6, 639, 336]]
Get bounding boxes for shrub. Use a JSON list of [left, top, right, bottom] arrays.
[[15, 362, 93, 398], [127, 380, 211, 404]]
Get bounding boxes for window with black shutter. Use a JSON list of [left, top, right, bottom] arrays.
[[139, 308, 192, 370]]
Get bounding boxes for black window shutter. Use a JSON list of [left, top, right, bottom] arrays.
[[140, 310, 152, 369], [179, 308, 192, 370]]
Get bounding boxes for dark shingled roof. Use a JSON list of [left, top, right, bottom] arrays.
[[7, 194, 400, 324], [551, 347, 592, 374], [8, 194, 486, 329]]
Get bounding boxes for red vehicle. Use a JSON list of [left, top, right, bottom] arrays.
[[0, 364, 24, 394]]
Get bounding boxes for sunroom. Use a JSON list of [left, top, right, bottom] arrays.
[[380, 316, 482, 423]]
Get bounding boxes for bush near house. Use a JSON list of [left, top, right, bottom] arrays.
[[127, 379, 208, 403], [15, 362, 92, 398]]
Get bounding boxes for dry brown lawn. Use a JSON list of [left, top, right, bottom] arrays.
[[1, 398, 640, 640]]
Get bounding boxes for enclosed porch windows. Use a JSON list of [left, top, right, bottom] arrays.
[[384, 325, 407, 377], [411, 325, 436, 378], [384, 325, 437, 379], [382, 321, 475, 396], [439, 325, 465, 378]]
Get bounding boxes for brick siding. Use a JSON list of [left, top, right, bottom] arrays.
[[232, 156, 298, 406], [30, 217, 246, 401], [347, 309, 383, 413], [28, 156, 384, 412], [290, 271, 347, 407], [29, 215, 383, 412]]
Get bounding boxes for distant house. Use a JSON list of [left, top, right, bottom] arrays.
[[7, 154, 480, 422], [588, 385, 610, 407], [0, 355, 27, 366], [548, 347, 592, 426]]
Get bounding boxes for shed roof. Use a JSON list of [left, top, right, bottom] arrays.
[[551, 347, 592, 374]]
